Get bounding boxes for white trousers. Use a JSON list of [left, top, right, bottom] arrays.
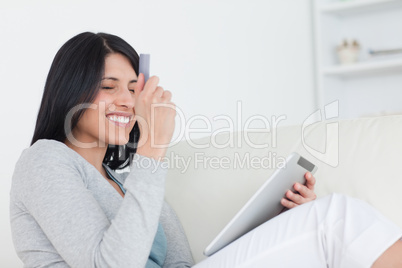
[[193, 193, 402, 268]]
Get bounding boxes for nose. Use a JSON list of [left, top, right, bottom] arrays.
[[115, 87, 135, 109]]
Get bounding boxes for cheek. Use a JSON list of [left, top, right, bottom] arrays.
[[80, 107, 101, 130], [94, 92, 114, 111], [93, 94, 116, 125], [76, 100, 110, 132]]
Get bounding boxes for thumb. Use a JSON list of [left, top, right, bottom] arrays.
[[135, 73, 145, 97], [305, 172, 315, 190]]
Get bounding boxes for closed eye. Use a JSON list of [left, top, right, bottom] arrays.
[[102, 87, 114, 90]]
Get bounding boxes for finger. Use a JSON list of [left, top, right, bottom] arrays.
[[281, 197, 298, 209], [161, 90, 172, 102], [285, 190, 305, 205], [294, 183, 316, 200], [143, 76, 160, 95], [154, 86, 164, 98], [305, 172, 316, 190]]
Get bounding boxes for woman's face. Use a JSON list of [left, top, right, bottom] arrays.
[[71, 53, 137, 148]]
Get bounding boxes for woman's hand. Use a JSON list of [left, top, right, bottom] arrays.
[[134, 73, 176, 160], [280, 172, 317, 209]]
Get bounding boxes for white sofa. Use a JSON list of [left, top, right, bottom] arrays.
[[2, 115, 402, 266], [164, 114, 402, 263]]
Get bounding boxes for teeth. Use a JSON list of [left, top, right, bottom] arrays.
[[107, 115, 130, 124]]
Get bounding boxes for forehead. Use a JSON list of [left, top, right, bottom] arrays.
[[104, 53, 137, 78]]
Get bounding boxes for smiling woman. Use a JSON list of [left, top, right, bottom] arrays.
[[11, 32, 188, 267]]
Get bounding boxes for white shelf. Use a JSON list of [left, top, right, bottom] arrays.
[[314, 0, 402, 119], [322, 58, 402, 76], [321, 0, 402, 15]]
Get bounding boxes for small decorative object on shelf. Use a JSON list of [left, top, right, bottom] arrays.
[[336, 39, 360, 65]]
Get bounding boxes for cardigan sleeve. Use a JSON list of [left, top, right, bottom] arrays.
[[160, 202, 194, 268], [10, 140, 167, 268]]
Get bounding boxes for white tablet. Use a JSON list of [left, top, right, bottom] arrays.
[[203, 152, 317, 256]]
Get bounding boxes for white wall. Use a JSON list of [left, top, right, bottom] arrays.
[[0, 0, 316, 265]]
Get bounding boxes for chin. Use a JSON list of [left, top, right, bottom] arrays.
[[107, 136, 130, 146]]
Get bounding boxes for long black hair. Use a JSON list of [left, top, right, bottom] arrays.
[[31, 32, 140, 170]]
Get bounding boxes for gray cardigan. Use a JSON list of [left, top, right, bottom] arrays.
[[10, 139, 194, 267]]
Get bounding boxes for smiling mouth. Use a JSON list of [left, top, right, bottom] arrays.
[[106, 115, 132, 127]]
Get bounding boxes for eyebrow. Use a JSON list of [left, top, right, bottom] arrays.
[[102, 77, 138, 83]]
